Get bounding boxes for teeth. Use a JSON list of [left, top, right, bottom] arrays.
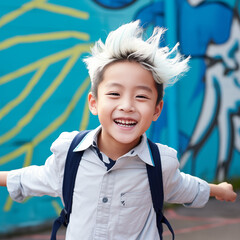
[[115, 119, 137, 127]]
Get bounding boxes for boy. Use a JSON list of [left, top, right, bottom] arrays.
[[0, 21, 237, 239]]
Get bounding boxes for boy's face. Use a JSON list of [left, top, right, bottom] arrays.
[[88, 61, 163, 155]]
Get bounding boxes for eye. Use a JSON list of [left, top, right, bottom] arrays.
[[136, 95, 149, 100], [106, 92, 120, 97]]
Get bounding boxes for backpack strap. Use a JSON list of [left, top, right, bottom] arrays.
[[51, 132, 174, 239], [147, 138, 175, 240], [51, 130, 90, 240]]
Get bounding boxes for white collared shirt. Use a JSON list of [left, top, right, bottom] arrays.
[[7, 126, 210, 240]]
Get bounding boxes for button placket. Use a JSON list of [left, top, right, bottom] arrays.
[[94, 172, 114, 239]]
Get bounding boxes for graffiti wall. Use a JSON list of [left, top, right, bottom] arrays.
[[177, 0, 240, 182], [0, 0, 239, 233]]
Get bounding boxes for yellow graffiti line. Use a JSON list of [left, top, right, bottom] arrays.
[[0, 1, 37, 28], [0, 0, 89, 28], [33, 77, 90, 146], [4, 196, 31, 212], [51, 200, 62, 215], [0, 144, 29, 165], [3, 196, 13, 212], [37, 2, 89, 19], [80, 95, 90, 131], [0, 77, 90, 165], [0, 32, 89, 50], [0, 44, 91, 85], [23, 144, 33, 167], [1, 78, 90, 212], [0, 65, 47, 120], [0, 52, 81, 145]]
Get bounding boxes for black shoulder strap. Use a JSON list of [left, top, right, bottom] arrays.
[[147, 138, 175, 240], [51, 130, 90, 240]]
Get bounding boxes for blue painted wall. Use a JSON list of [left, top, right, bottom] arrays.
[[0, 0, 239, 233]]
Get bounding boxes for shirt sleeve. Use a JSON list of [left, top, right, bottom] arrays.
[[159, 144, 210, 208], [6, 131, 78, 203]]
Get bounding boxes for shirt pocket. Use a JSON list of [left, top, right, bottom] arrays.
[[117, 190, 152, 238]]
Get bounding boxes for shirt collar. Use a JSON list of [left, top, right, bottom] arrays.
[[131, 133, 155, 166], [73, 126, 154, 167], [73, 126, 101, 152]]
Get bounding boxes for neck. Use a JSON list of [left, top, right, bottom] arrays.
[[97, 131, 140, 160]]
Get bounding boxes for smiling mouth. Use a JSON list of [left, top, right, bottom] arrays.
[[114, 119, 137, 128]]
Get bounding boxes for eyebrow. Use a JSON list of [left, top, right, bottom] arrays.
[[105, 83, 123, 88], [136, 85, 153, 93], [105, 83, 153, 93]]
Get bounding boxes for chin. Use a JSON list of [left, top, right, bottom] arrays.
[[114, 136, 140, 146]]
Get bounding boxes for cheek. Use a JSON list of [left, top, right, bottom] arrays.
[[141, 105, 158, 122], [97, 101, 113, 118], [98, 99, 114, 111], [141, 104, 156, 115]]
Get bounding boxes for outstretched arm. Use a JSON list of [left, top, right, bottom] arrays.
[[0, 172, 8, 187], [209, 182, 237, 202]]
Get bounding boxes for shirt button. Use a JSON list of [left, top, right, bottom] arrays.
[[102, 197, 108, 203]]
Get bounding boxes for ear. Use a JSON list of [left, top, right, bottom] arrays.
[[88, 92, 98, 115], [153, 100, 164, 121]]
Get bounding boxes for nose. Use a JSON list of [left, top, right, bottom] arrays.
[[119, 97, 135, 112]]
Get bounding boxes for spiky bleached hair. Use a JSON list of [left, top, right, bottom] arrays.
[[84, 20, 190, 100]]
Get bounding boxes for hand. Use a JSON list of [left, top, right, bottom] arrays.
[[210, 182, 237, 202], [0, 172, 8, 187]]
